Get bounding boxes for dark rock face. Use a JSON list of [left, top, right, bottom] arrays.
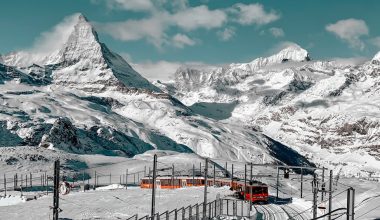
[[39, 117, 83, 152]]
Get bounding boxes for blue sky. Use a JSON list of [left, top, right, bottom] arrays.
[[1, 0, 380, 80]]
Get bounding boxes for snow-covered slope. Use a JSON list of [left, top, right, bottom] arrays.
[[0, 14, 316, 175], [166, 46, 380, 177], [172, 45, 311, 105], [1, 14, 157, 93]]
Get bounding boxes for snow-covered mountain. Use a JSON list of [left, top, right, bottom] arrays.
[[1, 14, 157, 93], [0, 14, 315, 173], [158, 45, 380, 177], [1, 13, 379, 178]]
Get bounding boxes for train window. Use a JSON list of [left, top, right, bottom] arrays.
[[160, 179, 168, 185], [142, 179, 153, 184], [175, 179, 181, 185], [246, 186, 267, 194]]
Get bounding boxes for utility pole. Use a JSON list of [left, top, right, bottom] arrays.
[[213, 162, 216, 186], [244, 164, 247, 201], [249, 180, 253, 211], [347, 187, 355, 220], [231, 164, 234, 187], [151, 154, 157, 218], [203, 158, 208, 220], [94, 171, 97, 189], [126, 169, 128, 190], [225, 162, 227, 177], [192, 164, 195, 186], [172, 164, 175, 188], [53, 160, 60, 220], [300, 168, 303, 198], [312, 173, 318, 219], [276, 167, 280, 200], [328, 170, 333, 220], [250, 163, 253, 181], [321, 167, 325, 202], [82, 171, 85, 192], [3, 174, 6, 197], [249, 162, 253, 211]]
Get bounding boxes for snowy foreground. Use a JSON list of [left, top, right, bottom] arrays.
[[0, 180, 379, 220], [0, 152, 379, 220]]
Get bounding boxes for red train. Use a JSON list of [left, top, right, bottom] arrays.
[[140, 176, 268, 203]]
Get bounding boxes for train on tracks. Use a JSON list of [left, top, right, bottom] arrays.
[[140, 176, 268, 203]]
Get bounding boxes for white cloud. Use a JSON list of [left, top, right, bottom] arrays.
[[268, 27, 284, 38], [330, 57, 368, 66], [326, 18, 369, 50], [370, 37, 380, 48], [98, 5, 226, 48], [172, 5, 227, 31], [217, 27, 236, 41], [172, 34, 196, 48], [105, 0, 155, 12], [230, 3, 280, 25], [96, 16, 168, 48], [131, 60, 182, 81], [266, 41, 302, 55], [95, 2, 281, 49], [130, 59, 210, 82], [29, 13, 80, 55]]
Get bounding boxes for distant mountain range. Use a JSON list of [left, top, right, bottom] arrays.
[[1, 13, 379, 177]]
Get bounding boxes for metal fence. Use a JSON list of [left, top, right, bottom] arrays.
[[126, 198, 253, 220], [0, 168, 147, 197]]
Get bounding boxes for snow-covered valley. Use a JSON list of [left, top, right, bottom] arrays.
[[0, 12, 379, 219]]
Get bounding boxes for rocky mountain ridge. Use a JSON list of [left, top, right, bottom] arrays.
[[0, 14, 316, 173]]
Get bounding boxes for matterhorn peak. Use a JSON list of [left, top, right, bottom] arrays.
[[77, 13, 88, 22]]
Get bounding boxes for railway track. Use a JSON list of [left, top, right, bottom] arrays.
[[254, 204, 288, 220], [280, 204, 306, 220]]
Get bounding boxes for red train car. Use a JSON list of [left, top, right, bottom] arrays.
[[140, 176, 269, 203], [238, 183, 269, 203]]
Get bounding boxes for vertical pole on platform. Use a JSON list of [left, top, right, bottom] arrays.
[[53, 160, 60, 220], [203, 158, 208, 220], [347, 188, 355, 220], [225, 162, 227, 177], [126, 169, 128, 189], [172, 164, 175, 189], [328, 170, 333, 220], [213, 162, 216, 186], [4, 174, 6, 197], [244, 164, 247, 201], [94, 171, 97, 189], [312, 173, 318, 219], [192, 164, 195, 186], [151, 154, 157, 218], [322, 167, 325, 202], [82, 171, 85, 192], [231, 164, 234, 188], [276, 167, 279, 200], [199, 162, 202, 176], [300, 168, 303, 198]]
